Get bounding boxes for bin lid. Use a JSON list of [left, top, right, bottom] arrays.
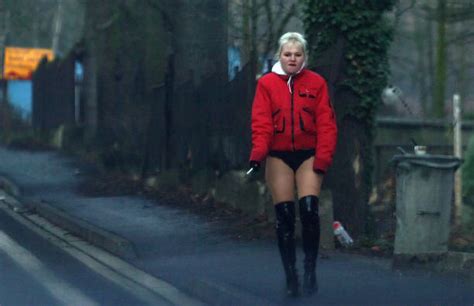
[[391, 154, 462, 170]]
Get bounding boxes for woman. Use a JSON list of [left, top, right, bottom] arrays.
[[249, 32, 337, 296]]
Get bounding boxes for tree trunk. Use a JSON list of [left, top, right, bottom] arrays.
[[433, 0, 447, 118], [82, 0, 99, 141], [329, 112, 371, 237], [163, 54, 174, 170], [455, 23, 467, 102], [415, 13, 428, 115], [315, 36, 370, 237]]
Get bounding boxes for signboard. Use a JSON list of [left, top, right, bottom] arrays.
[[3, 47, 54, 80]]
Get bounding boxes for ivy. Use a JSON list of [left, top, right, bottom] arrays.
[[301, 0, 395, 126]]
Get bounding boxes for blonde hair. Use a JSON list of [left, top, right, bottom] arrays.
[[275, 32, 308, 60]]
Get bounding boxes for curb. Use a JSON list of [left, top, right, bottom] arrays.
[[29, 199, 138, 259], [393, 252, 474, 279], [0, 176, 138, 259], [0, 176, 21, 197]]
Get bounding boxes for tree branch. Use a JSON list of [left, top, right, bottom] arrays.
[[275, 3, 296, 39], [447, 31, 474, 44], [96, 12, 119, 30], [396, 0, 417, 17]]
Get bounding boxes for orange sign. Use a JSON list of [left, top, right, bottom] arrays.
[[3, 47, 54, 80]]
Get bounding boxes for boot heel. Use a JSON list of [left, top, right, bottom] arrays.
[[274, 201, 299, 297], [299, 195, 320, 295], [303, 261, 317, 295]]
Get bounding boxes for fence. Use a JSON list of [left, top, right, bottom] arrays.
[[141, 63, 255, 175], [32, 53, 76, 131], [373, 117, 474, 183]]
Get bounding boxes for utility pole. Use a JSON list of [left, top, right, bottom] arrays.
[[453, 93, 462, 226], [52, 0, 64, 56]]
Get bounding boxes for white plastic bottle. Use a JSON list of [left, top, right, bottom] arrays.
[[333, 221, 353, 247]]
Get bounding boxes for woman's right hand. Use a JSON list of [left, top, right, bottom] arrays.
[[247, 160, 261, 174]]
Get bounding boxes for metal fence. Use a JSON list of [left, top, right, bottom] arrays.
[[32, 54, 76, 131], [32, 50, 256, 176], [142, 63, 255, 175]]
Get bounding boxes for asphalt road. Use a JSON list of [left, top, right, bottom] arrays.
[[0, 208, 170, 306], [1, 147, 474, 305]]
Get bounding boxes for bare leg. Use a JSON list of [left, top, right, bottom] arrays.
[[295, 157, 323, 198], [265, 156, 295, 203]]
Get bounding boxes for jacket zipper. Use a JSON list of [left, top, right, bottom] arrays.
[[290, 78, 295, 151]]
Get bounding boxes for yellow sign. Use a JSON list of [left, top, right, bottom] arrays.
[[3, 47, 54, 80]]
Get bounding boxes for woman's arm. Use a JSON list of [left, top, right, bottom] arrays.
[[249, 80, 274, 164], [313, 80, 338, 173]]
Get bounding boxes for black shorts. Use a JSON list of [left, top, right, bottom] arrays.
[[268, 149, 315, 172]]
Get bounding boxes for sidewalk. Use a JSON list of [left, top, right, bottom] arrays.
[[0, 146, 473, 306]]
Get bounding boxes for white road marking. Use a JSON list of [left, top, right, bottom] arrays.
[[0, 230, 99, 306], [0, 201, 204, 306]]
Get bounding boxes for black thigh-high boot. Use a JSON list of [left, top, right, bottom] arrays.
[[274, 201, 299, 297], [299, 195, 320, 295]]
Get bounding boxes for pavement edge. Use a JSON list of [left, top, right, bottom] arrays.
[[0, 175, 138, 259], [393, 252, 474, 279], [30, 200, 138, 259]]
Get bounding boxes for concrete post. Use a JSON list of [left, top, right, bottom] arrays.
[[453, 94, 462, 226]]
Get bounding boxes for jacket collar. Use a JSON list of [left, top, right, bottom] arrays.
[[271, 61, 306, 93]]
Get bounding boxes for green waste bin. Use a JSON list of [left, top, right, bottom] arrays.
[[392, 154, 461, 255]]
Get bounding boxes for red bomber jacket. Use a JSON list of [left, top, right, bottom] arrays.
[[249, 68, 338, 173]]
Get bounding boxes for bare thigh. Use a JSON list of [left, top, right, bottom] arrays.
[[295, 157, 323, 199], [265, 156, 295, 204]]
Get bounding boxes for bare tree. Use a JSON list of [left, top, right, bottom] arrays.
[[229, 0, 301, 73], [434, 0, 448, 118], [389, 0, 474, 117]]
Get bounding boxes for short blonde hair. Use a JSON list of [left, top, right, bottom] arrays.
[[275, 32, 308, 60]]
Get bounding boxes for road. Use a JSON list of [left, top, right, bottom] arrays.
[[0, 206, 172, 306], [0, 147, 474, 305]]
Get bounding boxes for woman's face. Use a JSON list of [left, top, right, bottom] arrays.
[[279, 42, 305, 75]]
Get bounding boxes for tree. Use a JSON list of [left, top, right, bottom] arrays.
[[0, 0, 84, 56], [228, 0, 300, 74], [420, 0, 474, 117], [302, 0, 396, 237], [434, 0, 448, 118]]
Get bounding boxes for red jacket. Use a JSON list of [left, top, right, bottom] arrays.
[[249, 69, 337, 172]]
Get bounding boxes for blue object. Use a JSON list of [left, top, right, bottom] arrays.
[[7, 80, 32, 120]]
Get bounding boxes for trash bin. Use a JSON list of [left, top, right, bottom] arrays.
[[392, 154, 461, 255]]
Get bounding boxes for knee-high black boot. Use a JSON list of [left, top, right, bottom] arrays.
[[299, 195, 320, 295], [274, 201, 299, 297]]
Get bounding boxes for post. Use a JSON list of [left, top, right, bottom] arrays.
[[453, 94, 462, 226], [51, 0, 64, 56]]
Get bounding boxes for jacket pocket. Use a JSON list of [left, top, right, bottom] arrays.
[[272, 109, 285, 134], [299, 107, 316, 134]]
